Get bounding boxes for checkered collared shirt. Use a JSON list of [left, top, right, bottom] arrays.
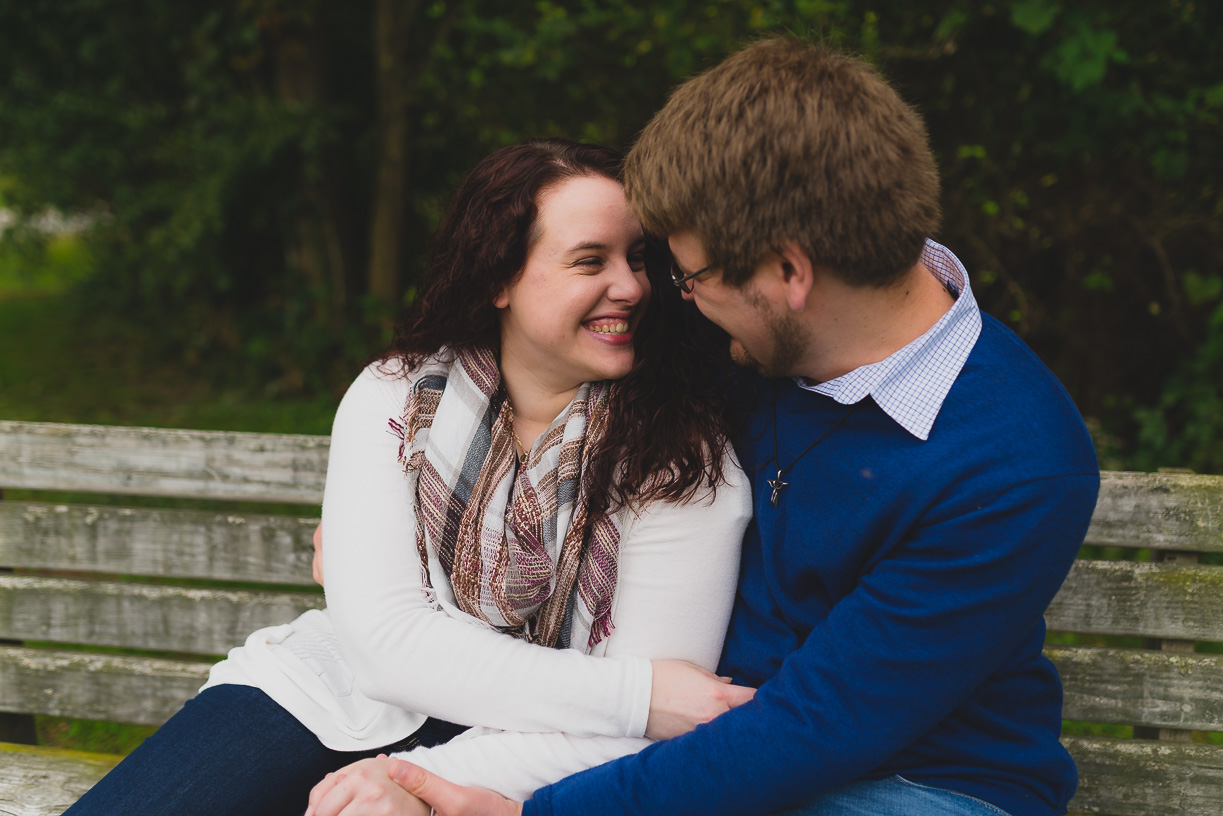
[[797, 239, 983, 441]]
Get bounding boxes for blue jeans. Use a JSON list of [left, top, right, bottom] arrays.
[[63, 684, 465, 816], [773, 776, 1014, 816]]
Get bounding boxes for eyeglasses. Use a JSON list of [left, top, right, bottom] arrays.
[[670, 261, 712, 293]]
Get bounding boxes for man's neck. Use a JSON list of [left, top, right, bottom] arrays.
[[798, 261, 955, 384]]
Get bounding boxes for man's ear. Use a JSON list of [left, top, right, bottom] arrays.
[[777, 242, 815, 312]]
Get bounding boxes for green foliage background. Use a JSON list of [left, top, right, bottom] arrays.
[[1, 0, 1221, 471]]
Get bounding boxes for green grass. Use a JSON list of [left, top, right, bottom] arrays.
[[34, 718, 158, 757], [0, 292, 337, 433]]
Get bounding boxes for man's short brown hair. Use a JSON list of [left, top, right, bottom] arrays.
[[624, 37, 940, 288]]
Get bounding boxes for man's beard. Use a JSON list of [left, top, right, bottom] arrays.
[[730, 290, 805, 378]]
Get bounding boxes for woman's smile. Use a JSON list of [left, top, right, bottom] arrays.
[[583, 314, 634, 343]]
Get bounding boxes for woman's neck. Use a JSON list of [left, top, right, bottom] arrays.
[[499, 354, 581, 449]]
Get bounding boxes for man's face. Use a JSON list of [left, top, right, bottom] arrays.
[[668, 232, 806, 378]]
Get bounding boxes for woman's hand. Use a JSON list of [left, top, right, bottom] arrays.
[[644, 659, 756, 741], [313, 522, 325, 587], [306, 755, 431, 816]]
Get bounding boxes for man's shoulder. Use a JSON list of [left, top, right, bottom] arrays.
[[939, 313, 1097, 475], [957, 312, 1079, 416]]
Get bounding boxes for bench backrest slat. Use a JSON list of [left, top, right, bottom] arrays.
[[0, 420, 328, 503], [0, 575, 324, 655], [1086, 471, 1223, 553], [0, 501, 318, 585], [1045, 559, 1223, 641], [1065, 736, 1223, 815], [1049, 646, 1223, 732], [0, 646, 208, 726]]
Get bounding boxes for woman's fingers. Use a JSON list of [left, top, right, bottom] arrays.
[[722, 682, 756, 709], [306, 757, 432, 816], [308, 770, 346, 815]]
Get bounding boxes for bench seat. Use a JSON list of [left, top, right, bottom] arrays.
[[2, 421, 1220, 815]]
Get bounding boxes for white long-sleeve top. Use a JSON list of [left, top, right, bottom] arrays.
[[204, 362, 751, 796]]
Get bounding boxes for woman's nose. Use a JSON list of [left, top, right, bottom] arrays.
[[608, 260, 648, 304]]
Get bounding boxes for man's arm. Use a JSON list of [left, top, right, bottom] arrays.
[[392, 760, 522, 816], [520, 473, 1098, 816]]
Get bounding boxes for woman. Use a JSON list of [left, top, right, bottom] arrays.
[[65, 139, 752, 816]]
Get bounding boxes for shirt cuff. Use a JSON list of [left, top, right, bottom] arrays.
[[621, 655, 652, 739]]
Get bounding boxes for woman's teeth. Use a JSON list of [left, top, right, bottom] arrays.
[[590, 323, 628, 335]]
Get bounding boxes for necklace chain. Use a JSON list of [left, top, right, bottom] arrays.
[[768, 384, 864, 508], [504, 397, 529, 463]]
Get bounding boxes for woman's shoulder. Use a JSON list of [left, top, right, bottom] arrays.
[[348, 350, 458, 401], [626, 443, 752, 529], [334, 351, 449, 434], [615, 445, 751, 561]]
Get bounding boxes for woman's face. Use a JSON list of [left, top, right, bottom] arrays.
[[495, 174, 650, 392]]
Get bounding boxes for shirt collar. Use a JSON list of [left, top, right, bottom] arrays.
[[795, 239, 982, 441]]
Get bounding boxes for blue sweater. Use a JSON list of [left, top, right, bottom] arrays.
[[525, 314, 1099, 816]]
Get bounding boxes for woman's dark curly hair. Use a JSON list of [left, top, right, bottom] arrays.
[[387, 138, 736, 510]]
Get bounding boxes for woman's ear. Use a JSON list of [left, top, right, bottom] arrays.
[[493, 288, 510, 309]]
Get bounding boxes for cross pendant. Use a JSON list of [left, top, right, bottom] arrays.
[[767, 470, 789, 508]]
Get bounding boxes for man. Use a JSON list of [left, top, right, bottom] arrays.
[[316, 37, 1099, 816]]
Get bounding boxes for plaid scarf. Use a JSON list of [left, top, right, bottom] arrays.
[[394, 346, 621, 651]]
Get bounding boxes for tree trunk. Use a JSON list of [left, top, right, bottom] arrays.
[[368, 0, 423, 313], [274, 18, 356, 337]]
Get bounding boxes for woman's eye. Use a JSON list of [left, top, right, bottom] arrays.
[[577, 257, 605, 270], [628, 253, 646, 271]]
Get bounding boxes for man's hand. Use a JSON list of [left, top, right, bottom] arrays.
[[305, 756, 430, 816], [645, 659, 756, 740], [389, 760, 523, 816], [312, 522, 325, 587]]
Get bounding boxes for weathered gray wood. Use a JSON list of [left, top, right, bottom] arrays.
[[0, 501, 317, 584], [0, 575, 324, 654], [1048, 646, 1223, 731], [1064, 736, 1223, 815], [1142, 550, 1201, 742], [0, 420, 329, 503], [0, 645, 209, 725], [1087, 471, 1223, 552], [0, 742, 119, 816], [1046, 559, 1223, 641]]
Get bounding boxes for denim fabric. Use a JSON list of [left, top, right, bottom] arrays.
[[771, 776, 1014, 816], [63, 684, 465, 816]]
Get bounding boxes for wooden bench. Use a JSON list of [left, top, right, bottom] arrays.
[[1, 420, 1221, 815]]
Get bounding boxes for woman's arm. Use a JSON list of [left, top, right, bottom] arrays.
[[324, 365, 644, 737], [323, 365, 750, 740], [382, 456, 754, 799]]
